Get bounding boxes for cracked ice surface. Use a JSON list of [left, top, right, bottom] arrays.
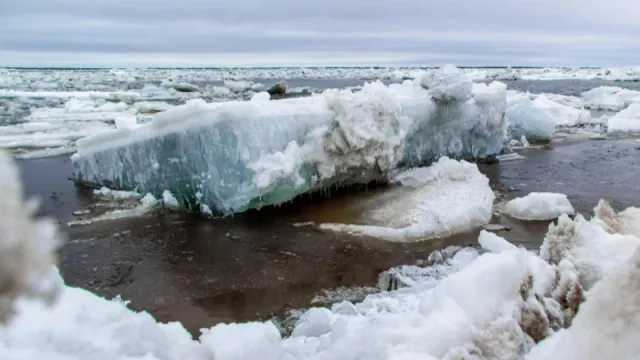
[[71, 65, 508, 216]]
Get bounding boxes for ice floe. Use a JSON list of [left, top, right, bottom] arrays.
[[318, 157, 495, 242], [70, 66, 508, 216], [502, 193, 576, 221], [606, 103, 640, 134]]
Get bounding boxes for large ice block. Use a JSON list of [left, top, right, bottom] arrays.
[[506, 99, 556, 141], [71, 66, 508, 216]]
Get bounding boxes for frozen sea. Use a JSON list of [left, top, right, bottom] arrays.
[[3, 67, 640, 338]]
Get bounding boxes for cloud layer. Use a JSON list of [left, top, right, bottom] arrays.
[[1, 0, 639, 67]]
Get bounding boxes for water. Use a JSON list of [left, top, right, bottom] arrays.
[[17, 137, 640, 336], [496, 139, 640, 213], [8, 73, 640, 335]]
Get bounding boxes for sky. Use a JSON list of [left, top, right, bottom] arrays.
[[1, 0, 639, 67]]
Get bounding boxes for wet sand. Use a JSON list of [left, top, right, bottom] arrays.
[[17, 138, 640, 335]]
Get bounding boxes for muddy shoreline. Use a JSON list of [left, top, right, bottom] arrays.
[[18, 138, 640, 336]]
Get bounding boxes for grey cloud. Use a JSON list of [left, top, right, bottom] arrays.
[[1, 0, 639, 66]]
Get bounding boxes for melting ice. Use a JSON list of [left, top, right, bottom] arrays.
[[70, 65, 508, 216]]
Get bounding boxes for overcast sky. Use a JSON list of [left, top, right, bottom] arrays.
[[1, 0, 639, 67]]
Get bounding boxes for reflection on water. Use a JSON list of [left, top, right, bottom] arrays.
[[19, 139, 640, 336], [16, 155, 95, 223], [61, 210, 461, 335]]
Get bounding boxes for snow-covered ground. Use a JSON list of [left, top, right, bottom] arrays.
[[1, 145, 639, 359]]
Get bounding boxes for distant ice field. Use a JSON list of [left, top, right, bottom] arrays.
[[3, 66, 640, 159]]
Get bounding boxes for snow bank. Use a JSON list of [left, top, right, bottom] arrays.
[[503, 193, 576, 221], [606, 103, 640, 134], [318, 157, 495, 242], [72, 65, 508, 216]]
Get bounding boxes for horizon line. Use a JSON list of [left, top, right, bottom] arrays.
[[0, 65, 607, 70]]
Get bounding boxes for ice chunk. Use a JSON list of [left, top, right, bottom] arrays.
[[291, 307, 335, 338], [420, 64, 473, 103], [503, 192, 575, 221], [134, 101, 173, 114], [317, 157, 495, 242], [200, 322, 281, 360], [591, 199, 640, 238], [162, 190, 180, 208], [114, 115, 138, 130], [378, 246, 480, 291], [224, 80, 262, 93], [160, 80, 200, 93], [71, 67, 508, 216], [93, 186, 142, 200], [67, 192, 160, 226], [581, 86, 640, 111], [540, 212, 640, 290], [478, 230, 518, 253], [506, 100, 556, 141], [251, 92, 271, 102], [532, 95, 592, 127], [527, 246, 640, 360], [606, 103, 640, 134]]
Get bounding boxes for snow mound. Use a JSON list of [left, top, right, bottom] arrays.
[[318, 157, 495, 242], [280, 232, 580, 360], [503, 193, 575, 221]]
